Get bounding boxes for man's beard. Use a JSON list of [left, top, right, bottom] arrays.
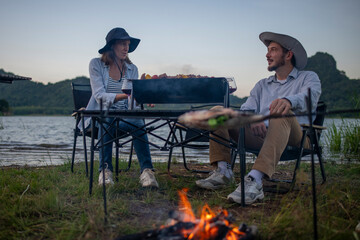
[[267, 56, 286, 71]]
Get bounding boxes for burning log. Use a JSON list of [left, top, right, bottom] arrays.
[[115, 221, 257, 240], [115, 189, 258, 240]]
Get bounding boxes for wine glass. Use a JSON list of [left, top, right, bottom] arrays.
[[226, 77, 237, 94], [121, 78, 132, 95]]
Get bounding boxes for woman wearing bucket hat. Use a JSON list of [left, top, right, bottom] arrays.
[[196, 32, 321, 205], [80, 27, 158, 188]]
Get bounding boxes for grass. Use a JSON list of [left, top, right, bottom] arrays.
[[0, 159, 360, 240], [325, 119, 360, 158]]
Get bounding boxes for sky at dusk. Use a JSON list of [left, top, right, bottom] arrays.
[[0, 0, 359, 97]]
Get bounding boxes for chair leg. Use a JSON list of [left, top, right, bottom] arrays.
[[289, 130, 308, 190], [179, 129, 209, 174], [317, 150, 326, 184], [120, 141, 133, 172], [125, 141, 133, 172], [115, 120, 119, 181], [289, 154, 303, 191], [314, 133, 326, 184], [167, 132, 176, 174], [239, 151, 246, 207], [82, 116, 88, 177], [238, 128, 246, 207], [71, 129, 77, 173], [230, 148, 237, 170], [89, 118, 95, 196], [115, 140, 119, 182], [181, 147, 210, 173]]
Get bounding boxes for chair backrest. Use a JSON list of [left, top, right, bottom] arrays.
[[132, 78, 229, 107], [312, 101, 327, 140], [313, 101, 326, 127], [71, 79, 92, 110]]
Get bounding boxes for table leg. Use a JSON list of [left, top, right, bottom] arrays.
[[89, 117, 95, 195]]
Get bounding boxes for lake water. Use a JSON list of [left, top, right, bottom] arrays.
[[0, 116, 210, 167], [0, 116, 357, 167]]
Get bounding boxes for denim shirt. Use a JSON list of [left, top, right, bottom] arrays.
[[79, 57, 139, 130], [240, 68, 321, 126]]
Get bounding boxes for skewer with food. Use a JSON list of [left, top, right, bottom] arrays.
[[178, 108, 270, 130]]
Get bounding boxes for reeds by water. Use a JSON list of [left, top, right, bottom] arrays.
[[325, 119, 360, 158]]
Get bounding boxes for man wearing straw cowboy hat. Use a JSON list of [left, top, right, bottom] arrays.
[[196, 32, 321, 204]]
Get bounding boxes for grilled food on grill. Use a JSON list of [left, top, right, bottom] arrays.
[[178, 108, 267, 130], [140, 73, 212, 79]]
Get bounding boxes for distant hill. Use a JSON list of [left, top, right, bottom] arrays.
[[0, 68, 87, 115], [0, 52, 359, 115], [0, 69, 247, 115], [305, 52, 360, 110]]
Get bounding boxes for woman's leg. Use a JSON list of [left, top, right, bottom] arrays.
[[118, 118, 153, 172]]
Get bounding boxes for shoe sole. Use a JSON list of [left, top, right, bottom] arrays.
[[227, 192, 264, 205], [141, 181, 159, 188], [195, 180, 230, 190], [196, 183, 226, 190]]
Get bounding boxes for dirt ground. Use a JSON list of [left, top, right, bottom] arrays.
[[112, 161, 313, 239]]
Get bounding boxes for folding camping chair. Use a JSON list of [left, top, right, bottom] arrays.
[[71, 79, 134, 177], [233, 101, 327, 191], [131, 77, 231, 174], [71, 78, 92, 176]]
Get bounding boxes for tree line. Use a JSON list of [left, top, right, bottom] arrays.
[[0, 52, 359, 116]]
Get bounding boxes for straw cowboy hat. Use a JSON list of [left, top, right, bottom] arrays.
[[259, 32, 307, 70], [98, 27, 140, 54]]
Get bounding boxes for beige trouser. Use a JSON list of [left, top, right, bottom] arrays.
[[209, 109, 310, 178]]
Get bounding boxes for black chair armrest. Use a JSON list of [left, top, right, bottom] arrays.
[[301, 124, 327, 130]]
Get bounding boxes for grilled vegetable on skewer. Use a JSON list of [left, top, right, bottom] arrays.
[[178, 108, 268, 130]]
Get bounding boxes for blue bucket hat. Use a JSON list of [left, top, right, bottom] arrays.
[[98, 27, 140, 54]]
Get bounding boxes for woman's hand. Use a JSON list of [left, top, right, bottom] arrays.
[[147, 104, 155, 108], [114, 93, 128, 103]]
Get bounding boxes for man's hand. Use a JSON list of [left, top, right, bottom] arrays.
[[269, 98, 291, 115], [250, 122, 267, 138]]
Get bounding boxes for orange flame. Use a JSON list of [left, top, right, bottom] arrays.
[[164, 188, 245, 240]]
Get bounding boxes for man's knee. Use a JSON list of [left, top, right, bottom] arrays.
[[268, 115, 293, 129]]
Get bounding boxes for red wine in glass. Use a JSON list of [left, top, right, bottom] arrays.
[[121, 78, 132, 95], [122, 89, 131, 95], [226, 77, 237, 94]]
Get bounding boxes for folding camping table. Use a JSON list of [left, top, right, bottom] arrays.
[[79, 77, 240, 195]]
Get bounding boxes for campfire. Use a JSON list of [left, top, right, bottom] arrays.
[[116, 189, 257, 240]]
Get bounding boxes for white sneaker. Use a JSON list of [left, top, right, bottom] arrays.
[[98, 168, 114, 186], [139, 169, 159, 188], [227, 176, 264, 205], [196, 168, 234, 190]]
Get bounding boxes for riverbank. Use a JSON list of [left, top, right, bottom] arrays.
[[2, 116, 359, 167], [1, 160, 359, 239]]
